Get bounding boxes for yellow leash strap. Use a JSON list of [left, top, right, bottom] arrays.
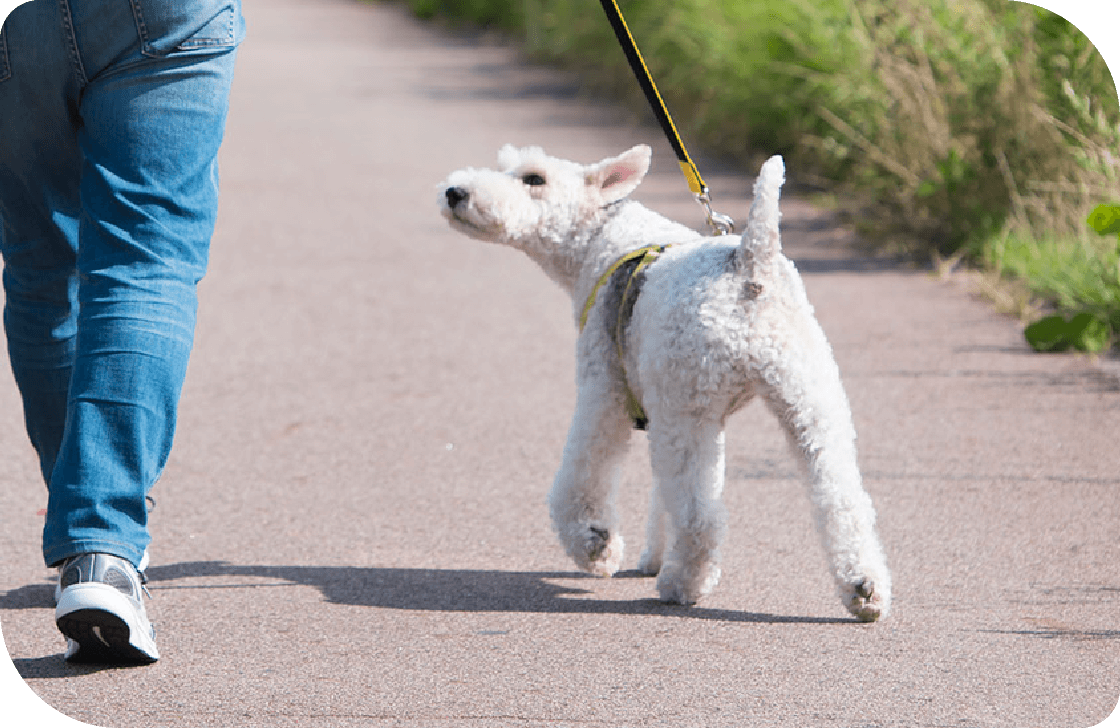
[[598, 0, 734, 235]]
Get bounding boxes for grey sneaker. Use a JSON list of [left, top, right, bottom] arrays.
[[54, 549, 148, 606], [55, 553, 159, 664]]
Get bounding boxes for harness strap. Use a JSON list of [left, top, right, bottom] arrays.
[[580, 246, 662, 330], [580, 244, 670, 430]]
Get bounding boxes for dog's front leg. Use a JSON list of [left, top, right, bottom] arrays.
[[646, 417, 728, 605], [548, 372, 633, 577]]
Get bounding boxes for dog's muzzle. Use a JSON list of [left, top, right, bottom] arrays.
[[445, 186, 469, 209], [442, 185, 492, 238]]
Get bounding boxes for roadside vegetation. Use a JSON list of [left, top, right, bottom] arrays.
[[396, 0, 1119, 352]]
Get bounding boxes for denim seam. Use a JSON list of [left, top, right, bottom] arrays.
[[0, 28, 10, 83], [128, 0, 150, 56], [178, 9, 235, 50], [57, 0, 88, 87]]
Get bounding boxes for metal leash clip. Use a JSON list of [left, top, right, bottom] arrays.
[[696, 190, 735, 236]]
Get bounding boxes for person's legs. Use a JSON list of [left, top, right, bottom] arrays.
[[42, 0, 243, 569], [1, 0, 242, 570], [0, 0, 84, 491], [0, 0, 242, 662]]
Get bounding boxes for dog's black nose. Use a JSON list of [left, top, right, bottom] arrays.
[[445, 186, 469, 209]]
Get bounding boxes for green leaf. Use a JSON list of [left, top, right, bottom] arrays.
[[1025, 312, 1113, 352], [1087, 203, 1120, 237], [1068, 312, 1111, 352], [1024, 315, 1074, 352]]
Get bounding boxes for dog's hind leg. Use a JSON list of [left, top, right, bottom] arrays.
[[646, 417, 728, 605], [760, 342, 892, 621], [637, 475, 668, 575], [548, 375, 633, 577]]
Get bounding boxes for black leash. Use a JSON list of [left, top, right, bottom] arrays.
[[597, 0, 733, 234]]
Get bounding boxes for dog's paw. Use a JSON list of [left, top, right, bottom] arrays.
[[636, 547, 662, 576], [655, 562, 720, 606], [572, 526, 624, 577], [841, 577, 889, 622]]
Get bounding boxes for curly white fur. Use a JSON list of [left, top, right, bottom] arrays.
[[439, 145, 891, 620]]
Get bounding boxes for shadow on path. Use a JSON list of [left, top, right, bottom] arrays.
[[3, 561, 855, 680], [140, 561, 855, 625], [0, 561, 858, 625]]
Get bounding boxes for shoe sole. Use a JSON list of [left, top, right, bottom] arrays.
[[56, 585, 158, 664]]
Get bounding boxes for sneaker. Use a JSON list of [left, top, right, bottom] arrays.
[[55, 553, 159, 664], [54, 549, 148, 605], [50, 497, 156, 606]]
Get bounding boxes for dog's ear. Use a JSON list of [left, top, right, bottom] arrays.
[[588, 145, 651, 203], [497, 144, 521, 172]]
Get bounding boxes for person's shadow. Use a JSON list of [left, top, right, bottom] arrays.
[[3, 560, 856, 678]]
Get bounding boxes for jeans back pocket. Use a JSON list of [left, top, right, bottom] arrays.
[[130, 0, 245, 58]]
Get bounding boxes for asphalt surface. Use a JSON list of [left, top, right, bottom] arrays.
[[1, 0, 1119, 726]]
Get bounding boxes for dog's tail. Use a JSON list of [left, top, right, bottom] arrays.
[[738, 155, 785, 277]]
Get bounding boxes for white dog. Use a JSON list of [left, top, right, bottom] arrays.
[[439, 145, 891, 621]]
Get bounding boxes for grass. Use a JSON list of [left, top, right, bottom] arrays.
[[982, 230, 1119, 350], [393, 0, 1120, 351]]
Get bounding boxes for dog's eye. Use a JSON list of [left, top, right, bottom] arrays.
[[521, 173, 547, 187]]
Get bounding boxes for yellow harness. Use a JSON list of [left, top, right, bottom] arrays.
[[579, 244, 670, 430]]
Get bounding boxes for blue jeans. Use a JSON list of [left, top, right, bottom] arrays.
[[0, 0, 244, 567]]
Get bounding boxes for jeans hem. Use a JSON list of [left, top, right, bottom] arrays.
[[44, 540, 148, 570]]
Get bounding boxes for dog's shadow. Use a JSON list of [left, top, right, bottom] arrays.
[[3, 561, 858, 624], [146, 561, 851, 625]]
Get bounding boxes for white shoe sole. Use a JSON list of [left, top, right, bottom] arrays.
[[56, 583, 159, 663]]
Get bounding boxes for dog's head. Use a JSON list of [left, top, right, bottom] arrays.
[[438, 145, 651, 251]]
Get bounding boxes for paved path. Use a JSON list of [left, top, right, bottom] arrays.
[[2, 1, 1118, 726]]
